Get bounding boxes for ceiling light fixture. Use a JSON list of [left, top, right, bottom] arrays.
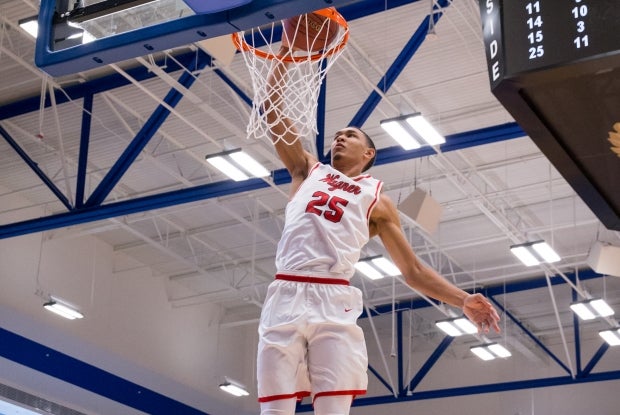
[[19, 14, 94, 44], [435, 316, 478, 336], [510, 240, 560, 266], [599, 327, 620, 346], [218, 378, 249, 397], [380, 113, 445, 150], [43, 299, 84, 320], [18, 15, 39, 38], [570, 298, 615, 321], [354, 255, 400, 280], [380, 119, 420, 150], [470, 343, 511, 361], [205, 149, 269, 182]]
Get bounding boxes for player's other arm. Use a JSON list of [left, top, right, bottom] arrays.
[[263, 46, 316, 187], [370, 193, 500, 333]]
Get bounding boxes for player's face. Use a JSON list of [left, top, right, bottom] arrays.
[[331, 127, 372, 169]]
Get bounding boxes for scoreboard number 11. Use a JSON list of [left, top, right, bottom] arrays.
[[572, 1, 589, 49]]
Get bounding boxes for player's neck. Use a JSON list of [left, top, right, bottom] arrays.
[[331, 162, 363, 178]]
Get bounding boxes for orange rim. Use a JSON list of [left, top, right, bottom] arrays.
[[231, 7, 349, 62]]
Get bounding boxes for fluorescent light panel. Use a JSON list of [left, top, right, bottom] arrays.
[[510, 246, 540, 266], [435, 317, 477, 336], [19, 17, 39, 38], [569, 302, 596, 320], [43, 300, 84, 320], [206, 150, 269, 181], [405, 114, 445, 145], [487, 343, 512, 358], [371, 257, 401, 276], [19, 16, 94, 44], [599, 328, 620, 346], [435, 321, 463, 337], [219, 379, 249, 397], [206, 156, 249, 181], [380, 120, 420, 150], [531, 241, 561, 263], [590, 299, 615, 317], [354, 261, 384, 280], [229, 151, 270, 177], [470, 346, 495, 361], [471, 343, 511, 361], [570, 298, 614, 321], [355, 256, 400, 280], [510, 240, 560, 266], [380, 114, 445, 149]]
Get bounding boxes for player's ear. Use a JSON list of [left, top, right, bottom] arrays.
[[364, 147, 377, 165], [364, 147, 376, 160]]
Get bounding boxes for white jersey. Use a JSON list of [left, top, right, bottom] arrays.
[[275, 162, 383, 280]]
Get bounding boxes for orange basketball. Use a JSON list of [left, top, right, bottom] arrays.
[[282, 12, 339, 52]]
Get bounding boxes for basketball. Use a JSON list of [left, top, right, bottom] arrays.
[[282, 12, 340, 52]]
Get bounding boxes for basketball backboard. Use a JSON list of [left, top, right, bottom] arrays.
[[35, 0, 359, 76]]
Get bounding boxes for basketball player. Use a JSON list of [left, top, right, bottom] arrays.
[[256, 44, 501, 415]]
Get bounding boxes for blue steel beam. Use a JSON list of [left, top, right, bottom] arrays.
[[407, 336, 454, 393], [85, 53, 210, 207], [0, 124, 73, 211], [0, 176, 274, 239], [336, 370, 620, 409], [0, 123, 520, 239], [0, 52, 206, 121], [212, 68, 253, 107], [489, 296, 572, 375], [76, 93, 94, 208], [368, 364, 395, 395], [581, 343, 610, 377]]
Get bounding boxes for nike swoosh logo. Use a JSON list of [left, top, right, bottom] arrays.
[[344, 308, 352, 312]]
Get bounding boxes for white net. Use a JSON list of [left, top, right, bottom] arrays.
[[233, 8, 349, 145]]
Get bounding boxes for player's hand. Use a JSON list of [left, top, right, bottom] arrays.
[[462, 293, 501, 334]]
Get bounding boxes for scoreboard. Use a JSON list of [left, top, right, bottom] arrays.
[[480, 0, 620, 230], [482, 0, 620, 87], [502, 0, 617, 74]]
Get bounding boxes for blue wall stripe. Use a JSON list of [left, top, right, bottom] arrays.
[[0, 327, 209, 415]]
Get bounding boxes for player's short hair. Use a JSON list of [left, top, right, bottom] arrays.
[[353, 127, 376, 172]]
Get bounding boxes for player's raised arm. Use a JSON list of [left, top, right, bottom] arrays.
[[262, 46, 316, 186]]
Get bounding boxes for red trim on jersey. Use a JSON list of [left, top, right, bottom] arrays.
[[353, 174, 371, 182], [276, 274, 350, 285], [309, 162, 321, 175], [258, 391, 311, 403], [366, 180, 383, 220], [313, 389, 367, 402]]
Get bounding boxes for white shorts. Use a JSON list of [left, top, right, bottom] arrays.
[[257, 274, 368, 403]]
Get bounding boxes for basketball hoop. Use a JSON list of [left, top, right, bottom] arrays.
[[232, 7, 349, 145]]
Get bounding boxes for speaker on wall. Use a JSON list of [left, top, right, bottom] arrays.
[[586, 242, 620, 277], [398, 188, 443, 235]]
